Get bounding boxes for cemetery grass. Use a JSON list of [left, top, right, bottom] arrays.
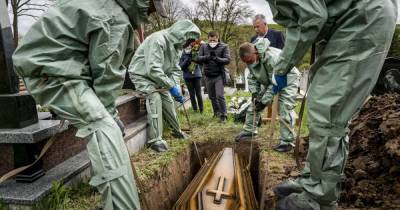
[[58, 91, 306, 209]]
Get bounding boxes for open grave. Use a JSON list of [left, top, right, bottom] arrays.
[[132, 140, 262, 210], [129, 109, 301, 210]]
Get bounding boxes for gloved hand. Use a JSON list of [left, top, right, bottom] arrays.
[[272, 74, 287, 94], [169, 86, 185, 104], [254, 99, 267, 112]]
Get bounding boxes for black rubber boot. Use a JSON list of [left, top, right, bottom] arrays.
[[274, 179, 304, 199], [235, 131, 257, 142], [148, 141, 168, 152], [273, 143, 293, 152], [276, 194, 314, 210], [173, 131, 189, 139], [220, 116, 227, 123]]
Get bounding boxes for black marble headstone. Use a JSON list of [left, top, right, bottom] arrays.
[[0, 0, 38, 129], [0, 0, 43, 182]]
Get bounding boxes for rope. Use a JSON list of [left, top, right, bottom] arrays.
[[294, 94, 307, 169], [259, 94, 279, 210], [246, 98, 258, 171], [0, 120, 65, 184], [182, 101, 203, 166]]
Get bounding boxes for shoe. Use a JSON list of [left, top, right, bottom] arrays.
[[276, 193, 315, 210], [273, 143, 293, 152], [235, 131, 257, 142], [173, 131, 189, 139], [321, 203, 338, 210], [274, 179, 303, 199], [220, 116, 227, 123], [276, 193, 337, 210], [148, 141, 168, 152]]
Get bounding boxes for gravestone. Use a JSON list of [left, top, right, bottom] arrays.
[[0, 0, 43, 182]]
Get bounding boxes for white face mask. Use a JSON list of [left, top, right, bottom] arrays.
[[184, 47, 192, 54], [209, 42, 218, 48]]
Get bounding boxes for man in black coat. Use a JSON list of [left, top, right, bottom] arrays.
[[197, 31, 231, 122], [250, 14, 285, 49]]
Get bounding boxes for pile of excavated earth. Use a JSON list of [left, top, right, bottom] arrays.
[[340, 93, 400, 208]]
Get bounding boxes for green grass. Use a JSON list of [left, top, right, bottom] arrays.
[[46, 90, 308, 209], [0, 202, 8, 210]]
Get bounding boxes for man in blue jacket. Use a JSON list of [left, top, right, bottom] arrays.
[[250, 14, 285, 49]]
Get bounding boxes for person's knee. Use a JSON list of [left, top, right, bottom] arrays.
[[76, 115, 122, 139]]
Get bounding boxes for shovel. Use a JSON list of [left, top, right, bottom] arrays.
[[181, 99, 192, 133], [180, 99, 204, 165]]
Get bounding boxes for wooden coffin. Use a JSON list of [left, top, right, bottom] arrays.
[[173, 147, 258, 210]]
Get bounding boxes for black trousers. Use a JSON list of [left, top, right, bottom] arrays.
[[205, 75, 226, 117], [185, 78, 204, 112]]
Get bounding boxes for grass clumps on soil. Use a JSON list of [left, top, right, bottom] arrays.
[[30, 181, 101, 210], [132, 97, 243, 182], [63, 90, 304, 209], [131, 89, 304, 183]]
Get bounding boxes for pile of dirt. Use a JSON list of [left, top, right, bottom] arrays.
[[340, 93, 400, 208]]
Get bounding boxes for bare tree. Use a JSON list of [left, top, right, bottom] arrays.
[[189, 0, 253, 42], [145, 0, 184, 33], [7, 0, 50, 45]]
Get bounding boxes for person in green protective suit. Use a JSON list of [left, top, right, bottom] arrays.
[[264, 0, 398, 209], [128, 20, 201, 153], [12, 0, 168, 209], [235, 39, 300, 153]]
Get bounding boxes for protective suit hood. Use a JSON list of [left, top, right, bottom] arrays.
[[115, 0, 150, 28], [164, 20, 201, 49]]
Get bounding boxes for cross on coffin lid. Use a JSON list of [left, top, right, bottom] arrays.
[[173, 147, 258, 210]]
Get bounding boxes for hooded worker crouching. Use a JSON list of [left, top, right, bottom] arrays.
[[128, 20, 201, 152]]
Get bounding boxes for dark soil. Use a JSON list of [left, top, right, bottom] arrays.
[[340, 94, 400, 209]]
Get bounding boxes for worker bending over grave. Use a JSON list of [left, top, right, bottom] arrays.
[[236, 39, 300, 152]]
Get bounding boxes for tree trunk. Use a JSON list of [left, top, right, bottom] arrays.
[[12, 11, 18, 46]]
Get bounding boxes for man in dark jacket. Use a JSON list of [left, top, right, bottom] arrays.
[[250, 14, 285, 49], [197, 31, 230, 122]]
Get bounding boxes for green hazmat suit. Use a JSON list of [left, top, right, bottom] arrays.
[[12, 0, 155, 209], [128, 20, 200, 146], [266, 0, 398, 208], [243, 38, 300, 145]]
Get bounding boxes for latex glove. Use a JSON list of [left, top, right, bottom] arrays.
[[175, 95, 185, 104], [272, 74, 287, 94], [169, 86, 184, 104], [254, 99, 267, 112]]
